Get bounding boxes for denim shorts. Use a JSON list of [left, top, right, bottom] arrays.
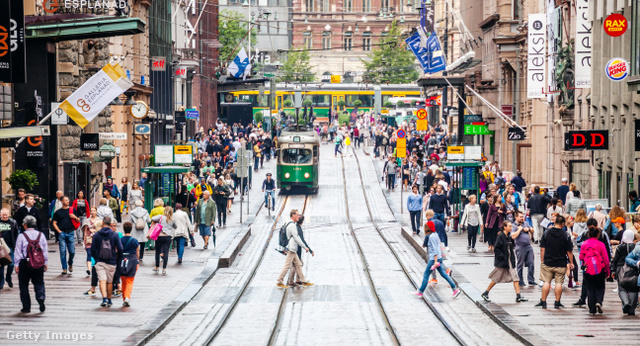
[[199, 224, 211, 236]]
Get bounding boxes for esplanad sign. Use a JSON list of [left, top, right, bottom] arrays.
[[63, 0, 127, 9]]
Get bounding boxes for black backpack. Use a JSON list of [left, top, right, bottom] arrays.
[[99, 234, 113, 260], [276, 222, 293, 255]]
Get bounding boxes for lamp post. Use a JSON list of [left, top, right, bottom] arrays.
[[96, 142, 117, 162]]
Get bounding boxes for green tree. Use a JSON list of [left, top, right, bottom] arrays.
[[219, 10, 257, 66], [361, 20, 419, 84], [279, 47, 315, 83]]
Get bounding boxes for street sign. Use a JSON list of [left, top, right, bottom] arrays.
[[50, 103, 68, 125], [508, 127, 526, 141], [155, 145, 174, 164], [501, 105, 514, 119], [80, 133, 99, 151], [330, 75, 341, 83], [381, 109, 389, 114], [263, 73, 275, 78], [396, 138, 406, 158], [564, 130, 608, 150], [174, 145, 193, 164], [100, 133, 127, 140], [237, 147, 249, 178], [464, 114, 482, 123], [416, 109, 427, 120], [464, 146, 482, 160], [435, 95, 442, 106], [447, 146, 465, 160], [396, 129, 406, 138], [464, 124, 494, 135], [135, 124, 151, 135], [185, 109, 199, 120]]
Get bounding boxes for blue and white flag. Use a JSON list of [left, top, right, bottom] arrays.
[[228, 47, 251, 80], [406, 31, 446, 74]]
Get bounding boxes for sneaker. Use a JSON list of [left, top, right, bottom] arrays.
[[623, 304, 630, 314], [428, 278, 438, 285], [204, 245, 208, 250], [452, 289, 461, 299], [83, 290, 96, 296], [538, 281, 544, 288], [107, 299, 113, 308], [413, 291, 424, 298], [471, 248, 476, 253], [123, 298, 130, 307], [534, 300, 547, 309], [516, 295, 528, 303], [113, 290, 122, 298], [61, 270, 68, 275], [86, 270, 91, 276], [178, 258, 182, 264], [100, 299, 108, 307], [529, 282, 537, 286], [69, 265, 73, 273], [6, 279, 12, 288], [445, 247, 450, 252], [481, 292, 490, 302], [467, 246, 471, 251], [162, 270, 167, 276], [573, 299, 586, 307], [446, 268, 453, 277], [276, 283, 288, 288], [38, 300, 45, 312], [595, 303, 603, 314], [301, 282, 314, 287], [20, 309, 30, 313], [554, 301, 565, 309]]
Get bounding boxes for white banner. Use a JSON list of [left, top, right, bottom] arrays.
[[59, 63, 133, 128], [575, 0, 592, 88], [547, 1, 558, 102], [527, 14, 546, 99]]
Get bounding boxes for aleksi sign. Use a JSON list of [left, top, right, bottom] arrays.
[[575, 0, 591, 88], [527, 14, 546, 99], [564, 130, 608, 150]]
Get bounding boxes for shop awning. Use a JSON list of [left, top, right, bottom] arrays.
[[26, 17, 146, 41]]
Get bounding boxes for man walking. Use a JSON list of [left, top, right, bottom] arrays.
[[14, 216, 48, 313], [91, 216, 123, 308], [276, 210, 313, 288], [383, 156, 398, 191], [511, 211, 536, 287], [556, 178, 569, 205], [528, 186, 549, 243], [52, 196, 80, 275], [535, 215, 574, 309], [14, 194, 42, 233], [0, 208, 19, 289], [194, 190, 216, 249]]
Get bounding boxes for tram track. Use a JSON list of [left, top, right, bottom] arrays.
[[342, 147, 466, 345]]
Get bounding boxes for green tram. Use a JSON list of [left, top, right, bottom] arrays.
[[276, 128, 320, 193]]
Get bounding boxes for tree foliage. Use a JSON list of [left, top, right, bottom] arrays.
[[279, 47, 315, 83], [7, 169, 39, 191], [361, 20, 419, 84], [219, 10, 257, 66]]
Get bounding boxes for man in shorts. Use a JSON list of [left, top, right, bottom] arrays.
[[90, 216, 123, 308], [535, 215, 574, 309]]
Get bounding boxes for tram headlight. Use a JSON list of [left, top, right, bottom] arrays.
[[285, 173, 290, 179], [304, 173, 310, 179]]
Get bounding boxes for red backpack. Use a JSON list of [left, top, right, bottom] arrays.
[[25, 232, 46, 270], [582, 244, 605, 276]]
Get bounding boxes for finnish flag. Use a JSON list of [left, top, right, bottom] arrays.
[[228, 48, 252, 80]]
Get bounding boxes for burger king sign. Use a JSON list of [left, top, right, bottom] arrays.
[[605, 58, 629, 81]]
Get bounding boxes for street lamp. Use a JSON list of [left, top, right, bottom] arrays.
[[96, 142, 117, 162], [325, 24, 331, 31]]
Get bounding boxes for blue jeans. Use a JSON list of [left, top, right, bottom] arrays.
[[335, 144, 342, 155], [254, 156, 259, 170], [0, 249, 14, 287], [264, 190, 275, 208], [434, 213, 448, 246], [58, 232, 75, 270], [419, 258, 456, 292], [175, 237, 186, 260]]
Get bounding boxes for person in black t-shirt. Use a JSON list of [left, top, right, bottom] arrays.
[[52, 196, 80, 275]]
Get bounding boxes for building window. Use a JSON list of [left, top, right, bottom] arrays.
[[321, 0, 330, 12], [363, 0, 371, 12], [303, 32, 313, 49], [382, 0, 389, 11], [344, 38, 352, 51], [322, 31, 332, 50], [632, 0, 640, 77], [363, 38, 371, 51], [306, 0, 314, 11], [345, 0, 352, 12]]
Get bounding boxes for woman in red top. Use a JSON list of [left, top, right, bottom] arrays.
[[71, 190, 90, 244]]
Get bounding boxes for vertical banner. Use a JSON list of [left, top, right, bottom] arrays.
[[0, 2, 11, 82], [10, 0, 26, 83], [575, 0, 591, 88], [547, 0, 558, 102], [527, 14, 547, 98], [420, 1, 435, 33], [59, 63, 133, 128]]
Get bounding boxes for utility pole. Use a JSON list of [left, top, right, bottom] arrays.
[[512, 47, 521, 173], [442, 1, 448, 126]]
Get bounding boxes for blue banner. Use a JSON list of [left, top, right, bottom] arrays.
[[405, 32, 446, 74]]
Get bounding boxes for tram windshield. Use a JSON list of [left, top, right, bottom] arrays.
[[282, 148, 312, 164]]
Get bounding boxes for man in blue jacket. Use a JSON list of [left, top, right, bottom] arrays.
[[91, 216, 123, 308]]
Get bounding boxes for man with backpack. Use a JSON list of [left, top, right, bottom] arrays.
[[14, 216, 48, 313], [91, 216, 123, 308], [276, 210, 313, 288]]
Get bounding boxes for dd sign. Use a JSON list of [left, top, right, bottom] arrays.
[[564, 130, 608, 151]]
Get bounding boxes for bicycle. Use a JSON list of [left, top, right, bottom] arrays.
[[264, 189, 275, 216]]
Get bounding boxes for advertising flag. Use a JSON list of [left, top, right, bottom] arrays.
[[228, 48, 251, 80], [58, 63, 133, 128]]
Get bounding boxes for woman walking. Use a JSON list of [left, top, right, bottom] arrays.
[[481, 221, 528, 303], [485, 197, 505, 252], [96, 198, 113, 220], [173, 203, 193, 264], [151, 207, 177, 275], [129, 182, 143, 211], [129, 200, 151, 261], [72, 190, 90, 244], [415, 221, 460, 299], [119, 222, 139, 307], [461, 195, 482, 252], [120, 177, 132, 216], [82, 207, 100, 276], [212, 178, 230, 228], [579, 223, 610, 314], [224, 174, 235, 213], [407, 185, 423, 235], [612, 229, 637, 315]]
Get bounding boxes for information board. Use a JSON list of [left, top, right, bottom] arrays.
[[155, 145, 174, 164], [396, 138, 406, 158], [447, 146, 465, 160], [462, 167, 478, 190], [174, 145, 193, 164], [464, 146, 482, 161]]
